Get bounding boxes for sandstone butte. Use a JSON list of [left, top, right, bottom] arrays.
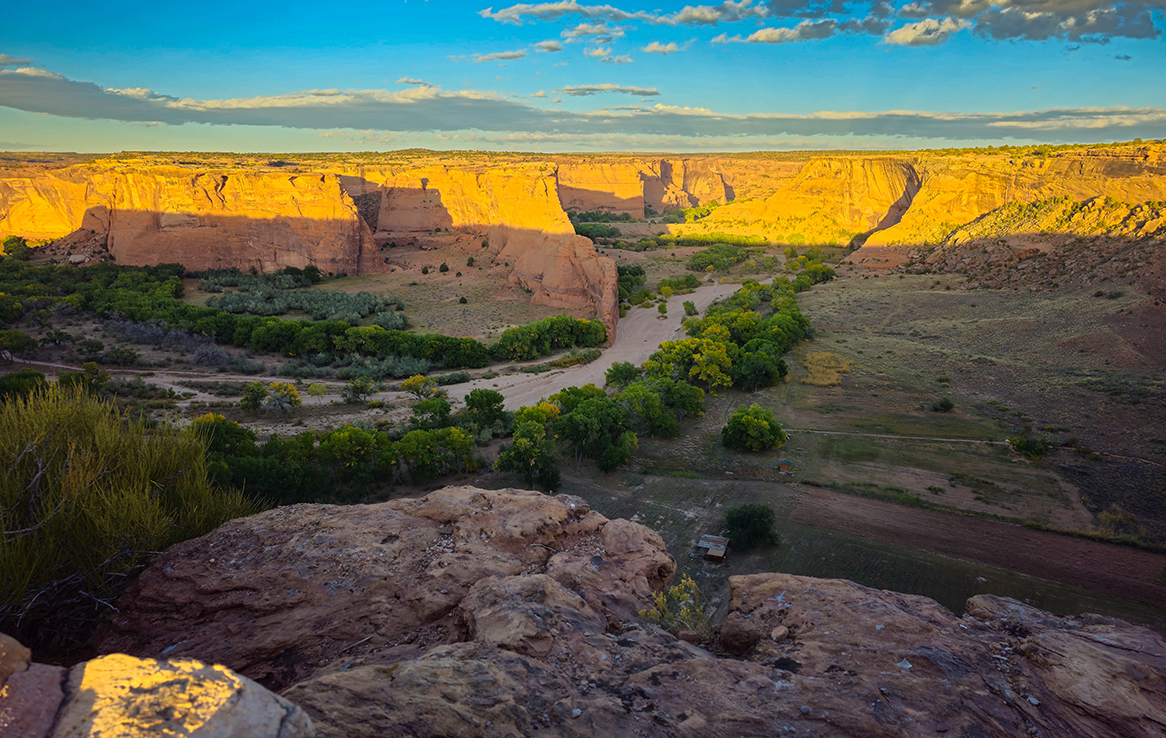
[[3, 486, 1165, 738], [2, 144, 1166, 340]]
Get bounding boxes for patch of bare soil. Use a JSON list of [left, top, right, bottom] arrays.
[[792, 485, 1166, 610]]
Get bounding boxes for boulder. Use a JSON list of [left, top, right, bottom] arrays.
[[51, 654, 312, 738], [98, 487, 676, 691], [0, 632, 31, 689]]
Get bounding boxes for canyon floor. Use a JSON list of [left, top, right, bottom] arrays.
[[17, 247, 1166, 633]]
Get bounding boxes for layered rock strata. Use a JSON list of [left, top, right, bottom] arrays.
[[94, 486, 1166, 738]]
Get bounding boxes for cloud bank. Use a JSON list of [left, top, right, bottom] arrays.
[[479, 0, 1166, 45], [1, 66, 1163, 147]]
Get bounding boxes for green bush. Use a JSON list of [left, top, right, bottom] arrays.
[[931, 397, 954, 412], [0, 388, 260, 651], [723, 503, 780, 550], [722, 404, 787, 452]]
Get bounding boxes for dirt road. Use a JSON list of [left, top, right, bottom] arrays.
[[447, 278, 749, 410], [793, 486, 1166, 610]]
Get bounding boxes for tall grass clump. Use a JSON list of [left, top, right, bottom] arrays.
[[0, 386, 261, 653]]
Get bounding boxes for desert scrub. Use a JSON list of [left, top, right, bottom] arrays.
[[639, 575, 713, 642], [0, 386, 260, 652]]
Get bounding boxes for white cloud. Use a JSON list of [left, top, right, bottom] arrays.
[[584, 46, 611, 57], [481, 0, 1165, 46], [562, 21, 626, 38], [479, 2, 649, 25], [0, 54, 33, 67], [2, 67, 65, 80], [642, 41, 682, 54], [555, 83, 659, 95], [601, 54, 634, 63], [654, 0, 769, 26], [396, 77, 432, 86], [884, 17, 970, 45], [473, 50, 529, 62], [715, 19, 841, 43], [534, 40, 565, 52]]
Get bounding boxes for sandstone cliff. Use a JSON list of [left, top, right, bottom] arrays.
[[0, 163, 382, 275], [867, 145, 1166, 246], [0, 159, 621, 338], [89, 485, 1166, 738], [326, 163, 620, 337]]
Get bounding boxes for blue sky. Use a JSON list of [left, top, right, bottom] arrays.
[[1, 0, 1164, 152]]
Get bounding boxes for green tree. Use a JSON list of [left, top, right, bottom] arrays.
[[550, 383, 607, 414], [722, 404, 787, 452], [411, 395, 452, 429], [494, 420, 561, 492], [554, 396, 636, 472], [683, 301, 697, 316], [615, 382, 679, 438], [189, 413, 259, 457], [0, 330, 39, 357], [464, 388, 506, 429], [605, 361, 639, 387], [439, 262, 450, 273], [723, 503, 780, 550]]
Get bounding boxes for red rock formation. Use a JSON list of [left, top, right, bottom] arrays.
[[95, 486, 1166, 738]]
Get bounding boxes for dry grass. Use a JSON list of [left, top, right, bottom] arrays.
[[801, 351, 853, 386]]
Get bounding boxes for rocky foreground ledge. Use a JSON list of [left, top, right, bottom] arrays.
[[3, 486, 1165, 737]]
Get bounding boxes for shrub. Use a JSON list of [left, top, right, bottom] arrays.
[[658, 303, 668, 315], [723, 503, 780, 550], [307, 383, 328, 403], [0, 387, 259, 651], [240, 381, 268, 412], [0, 329, 38, 357], [683, 301, 697, 316], [191, 344, 231, 366], [931, 397, 955, 412], [722, 404, 787, 452], [262, 382, 302, 413], [105, 346, 141, 366], [421, 266, 430, 275], [0, 369, 48, 399], [439, 262, 450, 273], [342, 375, 376, 404], [467, 256, 475, 267], [459, 296, 468, 304], [639, 575, 712, 641]]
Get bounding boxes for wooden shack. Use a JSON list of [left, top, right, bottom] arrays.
[[697, 534, 729, 562]]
